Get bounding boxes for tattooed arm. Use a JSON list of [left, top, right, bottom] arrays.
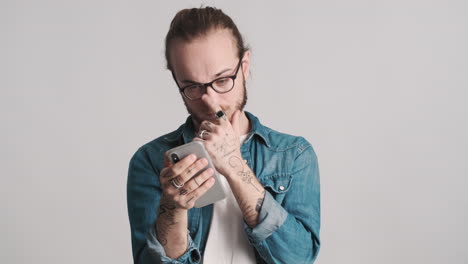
[[154, 197, 188, 259], [195, 125, 266, 227], [155, 153, 216, 259], [196, 110, 266, 227], [224, 155, 266, 228]]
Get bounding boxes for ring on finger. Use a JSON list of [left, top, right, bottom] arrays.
[[199, 129, 209, 139], [170, 177, 184, 189], [215, 110, 226, 120]]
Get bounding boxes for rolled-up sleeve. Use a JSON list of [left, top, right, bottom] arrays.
[[141, 227, 201, 264], [244, 191, 288, 242]]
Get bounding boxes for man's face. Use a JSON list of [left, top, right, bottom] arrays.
[[169, 29, 250, 127]]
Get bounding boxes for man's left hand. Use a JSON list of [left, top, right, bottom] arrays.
[[194, 110, 243, 176]]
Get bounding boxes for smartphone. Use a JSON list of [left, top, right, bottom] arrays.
[[167, 141, 226, 208]]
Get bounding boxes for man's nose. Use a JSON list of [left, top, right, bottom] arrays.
[[200, 85, 219, 108], [202, 84, 218, 98]]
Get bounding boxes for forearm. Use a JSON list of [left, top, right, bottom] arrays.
[[225, 155, 265, 227], [155, 198, 188, 259]]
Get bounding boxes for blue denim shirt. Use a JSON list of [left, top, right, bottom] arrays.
[[127, 112, 320, 264]]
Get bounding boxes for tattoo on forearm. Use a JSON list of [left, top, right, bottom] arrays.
[[256, 194, 265, 212], [240, 199, 258, 226], [228, 156, 262, 192], [156, 200, 177, 246], [245, 209, 257, 226], [157, 200, 176, 216]]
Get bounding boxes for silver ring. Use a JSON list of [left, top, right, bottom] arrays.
[[170, 178, 184, 189], [199, 130, 208, 139]]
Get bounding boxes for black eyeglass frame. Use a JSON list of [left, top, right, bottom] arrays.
[[171, 57, 243, 100]]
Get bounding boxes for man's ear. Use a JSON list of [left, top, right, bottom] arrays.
[[241, 50, 251, 79]]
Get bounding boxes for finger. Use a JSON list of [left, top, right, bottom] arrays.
[[160, 166, 175, 180], [179, 167, 214, 195], [169, 176, 184, 189], [163, 154, 197, 180], [196, 129, 212, 141], [160, 153, 176, 182], [215, 110, 228, 122], [178, 158, 209, 183], [163, 152, 171, 167], [185, 176, 216, 208], [199, 121, 215, 132]]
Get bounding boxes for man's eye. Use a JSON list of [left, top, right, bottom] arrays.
[[187, 84, 202, 90], [215, 78, 230, 86]]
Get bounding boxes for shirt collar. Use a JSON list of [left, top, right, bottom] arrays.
[[244, 111, 271, 147]]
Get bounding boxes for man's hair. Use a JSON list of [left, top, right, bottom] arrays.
[[165, 6, 248, 72]]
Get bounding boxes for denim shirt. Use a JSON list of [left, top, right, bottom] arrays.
[[127, 112, 320, 264]]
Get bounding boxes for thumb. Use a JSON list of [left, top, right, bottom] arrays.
[[230, 110, 242, 136], [163, 152, 171, 167]]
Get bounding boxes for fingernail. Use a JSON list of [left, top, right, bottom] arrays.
[[189, 154, 196, 161]]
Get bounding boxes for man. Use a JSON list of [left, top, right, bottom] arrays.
[[127, 6, 320, 264]]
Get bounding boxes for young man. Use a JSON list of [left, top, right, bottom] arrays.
[[127, 7, 320, 264]]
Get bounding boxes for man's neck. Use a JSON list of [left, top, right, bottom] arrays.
[[237, 111, 251, 136]]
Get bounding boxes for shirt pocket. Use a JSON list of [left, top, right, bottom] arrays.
[[261, 174, 293, 205]]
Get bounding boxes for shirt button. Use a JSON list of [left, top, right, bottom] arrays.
[[243, 159, 248, 163], [279, 185, 285, 191]]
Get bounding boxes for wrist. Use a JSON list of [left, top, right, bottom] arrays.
[[221, 154, 247, 180]]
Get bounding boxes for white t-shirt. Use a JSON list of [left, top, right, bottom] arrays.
[[202, 135, 256, 264]]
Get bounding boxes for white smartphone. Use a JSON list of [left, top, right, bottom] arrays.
[[167, 141, 226, 208]]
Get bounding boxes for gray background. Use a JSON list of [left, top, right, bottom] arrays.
[[1, 0, 467, 263]]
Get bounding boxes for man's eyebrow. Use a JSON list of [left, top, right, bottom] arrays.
[[180, 68, 233, 84], [214, 68, 232, 77], [180, 79, 199, 84]]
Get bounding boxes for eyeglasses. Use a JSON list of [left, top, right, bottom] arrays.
[[172, 58, 243, 100]]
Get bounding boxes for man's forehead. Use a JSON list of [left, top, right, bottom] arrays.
[[170, 29, 238, 81]]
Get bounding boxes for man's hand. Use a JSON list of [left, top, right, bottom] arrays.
[[155, 153, 216, 258], [159, 153, 216, 210], [194, 109, 266, 227], [194, 110, 243, 177]]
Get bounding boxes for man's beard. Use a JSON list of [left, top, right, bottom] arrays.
[[183, 79, 248, 126]]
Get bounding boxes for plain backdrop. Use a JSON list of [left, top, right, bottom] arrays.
[[1, 0, 467, 263]]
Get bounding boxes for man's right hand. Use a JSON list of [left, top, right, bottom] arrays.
[[159, 153, 216, 209], [155, 153, 215, 258]]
